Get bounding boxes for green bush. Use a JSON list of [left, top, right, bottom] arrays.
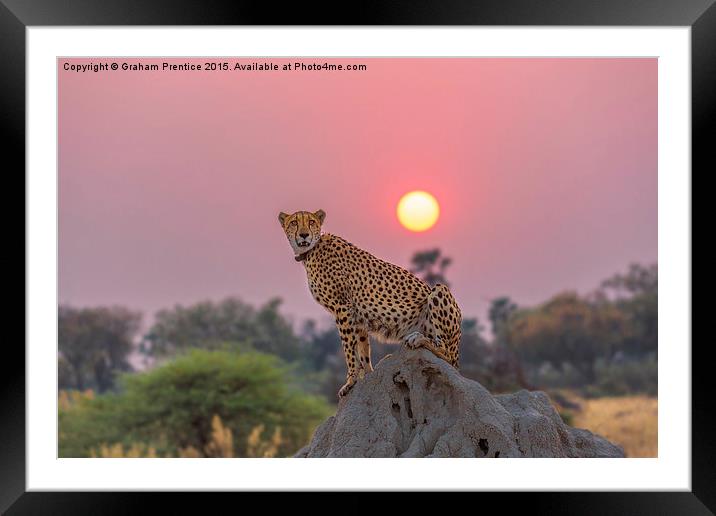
[[59, 349, 331, 457], [585, 353, 658, 398], [59, 390, 126, 458], [528, 361, 587, 390], [525, 354, 657, 397]]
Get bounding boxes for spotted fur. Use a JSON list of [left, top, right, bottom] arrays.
[[279, 210, 462, 398]]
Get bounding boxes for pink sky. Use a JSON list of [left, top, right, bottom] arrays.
[[58, 58, 657, 331]]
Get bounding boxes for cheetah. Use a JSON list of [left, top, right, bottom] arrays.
[[279, 209, 462, 398]]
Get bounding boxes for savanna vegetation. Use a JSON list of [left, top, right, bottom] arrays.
[[58, 254, 657, 457]]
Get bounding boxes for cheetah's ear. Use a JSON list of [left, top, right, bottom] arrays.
[[278, 212, 289, 226], [314, 209, 326, 224]]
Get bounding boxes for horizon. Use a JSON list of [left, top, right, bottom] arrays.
[[57, 255, 657, 337]]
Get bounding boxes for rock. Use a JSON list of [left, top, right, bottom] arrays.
[[294, 346, 624, 458]]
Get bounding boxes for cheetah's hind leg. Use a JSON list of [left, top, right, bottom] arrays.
[[402, 284, 461, 367], [403, 331, 452, 363], [426, 283, 462, 369]]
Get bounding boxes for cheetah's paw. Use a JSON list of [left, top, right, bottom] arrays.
[[338, 377, 356, 398], [404, 331, 431, 349]]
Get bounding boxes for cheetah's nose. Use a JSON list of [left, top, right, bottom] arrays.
[[299, 233, 309, 239]]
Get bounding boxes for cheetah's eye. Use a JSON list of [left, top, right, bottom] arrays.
[[309, 220, 315, 227], [289, 221, 297, 227]]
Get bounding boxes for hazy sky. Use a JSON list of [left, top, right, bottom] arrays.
[[58, 57, 657, 331]]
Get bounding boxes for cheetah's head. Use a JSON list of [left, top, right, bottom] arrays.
[[278, 209, 326, 258]]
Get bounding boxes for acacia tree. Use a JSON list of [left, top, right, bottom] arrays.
[[410, 248, 453, 287], [58, 306, 141, 392]]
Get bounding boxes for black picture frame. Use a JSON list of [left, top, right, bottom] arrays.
[[3, 0, 710, 513]]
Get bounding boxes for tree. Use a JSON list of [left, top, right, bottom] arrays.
[[142, 297, 301, 361], [596, 263, 657, 357], [455, 317, 491, 382], [504, 292, 627, 383], [58, 306, 141, 392], [488, 297, 518, 344], [600, 263, 657, 299], [410, 248, 453, 287], [58, 349, 330, 457], [300, 319, 341, 371]]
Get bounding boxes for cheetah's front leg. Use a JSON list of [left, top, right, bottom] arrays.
[[336, 311, 360, 398], [356, 329, 373, 378]]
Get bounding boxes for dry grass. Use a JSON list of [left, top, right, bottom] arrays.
[[86, 415, 285, 458], [570, 395, 658, 458]]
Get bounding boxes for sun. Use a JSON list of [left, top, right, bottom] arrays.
[[397, 191, 440, 232]]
